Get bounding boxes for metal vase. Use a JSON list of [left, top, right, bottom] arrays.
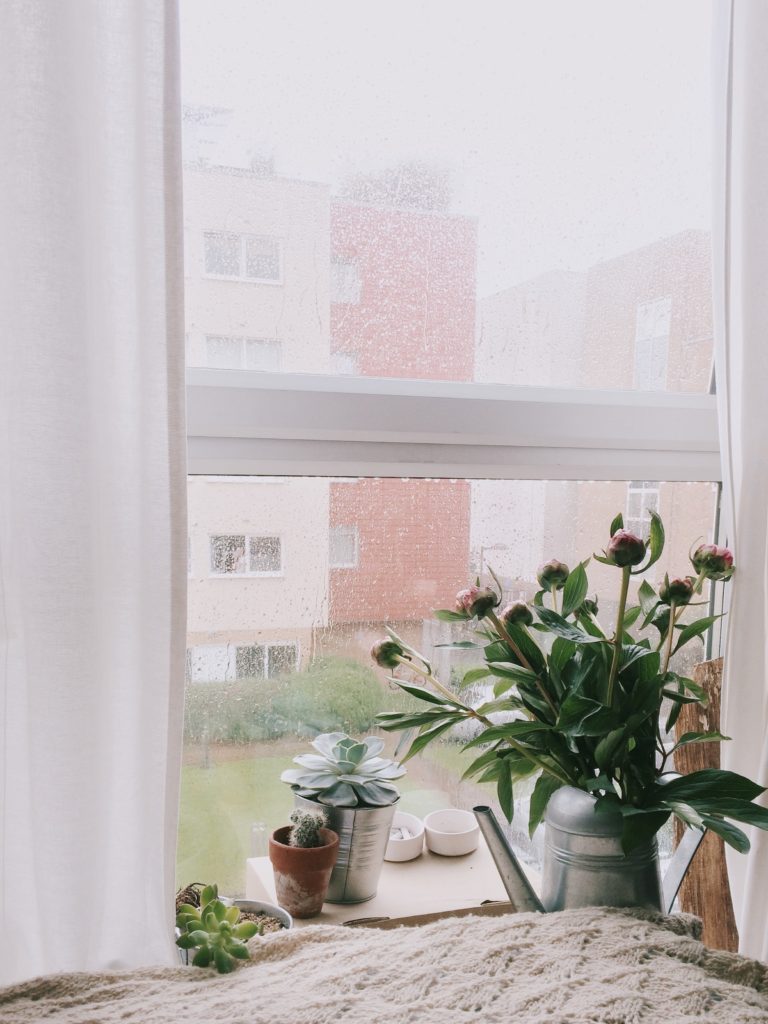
[[541, 786, 663, 912], [294, 795, 396, 904]]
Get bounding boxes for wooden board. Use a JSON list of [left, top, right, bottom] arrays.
[[673, 657, 739, 952]]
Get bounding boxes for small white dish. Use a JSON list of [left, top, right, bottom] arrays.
[[424, 808, 480, 856], [385, 811, 425, 862]]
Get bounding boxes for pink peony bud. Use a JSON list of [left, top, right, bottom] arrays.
[[500, 601, 533, 627], [537, 559, 569, 590], [455, 585, 498, 619], [371, 639, 405, 669], [659, 576, 694, 605], [606, 529, 646, 568], [691, 543, 735, 581]]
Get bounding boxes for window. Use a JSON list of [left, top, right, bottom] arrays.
[[330, 259, 361, 304], [330, 525, 359, 568], [626, 480, 661, 538], [180, 1, 721, 897], [209, 535, 282, 576], [634, 298, 672, 391], [203, 231, 281, 282], [206, 335, 281, 371]]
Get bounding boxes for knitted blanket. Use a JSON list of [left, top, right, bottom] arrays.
[[2, 908, 767, 1023]]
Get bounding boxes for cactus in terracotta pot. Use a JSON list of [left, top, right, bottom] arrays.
[[269, 808, 339, 919]]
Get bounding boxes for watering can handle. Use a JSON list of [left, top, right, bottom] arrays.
[[662, 826, 706, 913]]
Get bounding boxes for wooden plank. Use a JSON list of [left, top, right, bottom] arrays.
[[673, 657, 739, 952]]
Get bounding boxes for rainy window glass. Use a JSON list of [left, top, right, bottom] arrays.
[[179, 477, 719, 895], [205, 336, 281, 371], [181, 0, 713, 390]]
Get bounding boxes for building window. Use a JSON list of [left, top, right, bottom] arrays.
[[209, 534, 282, 576], [626, 480, 661, 538], [634, 297, 672, 391], [203, 232, 281, 282], [330, 351, 358, 375], [235, 642, 298, 680], [206, 335, 281, 371], [329, 525, 359, 568], [330, 258, 361, 304]]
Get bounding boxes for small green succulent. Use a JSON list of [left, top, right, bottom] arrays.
[[176, 884, 261, 973], [281, 732, 405, 806], [289, 807, 328, 848]]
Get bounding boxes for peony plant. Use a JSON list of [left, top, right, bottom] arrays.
[[370, 513, 768, 853]]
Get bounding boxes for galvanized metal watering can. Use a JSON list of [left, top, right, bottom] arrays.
[[474, 790, 704, 914]]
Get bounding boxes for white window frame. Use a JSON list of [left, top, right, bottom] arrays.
[[209, 533, 283, 578], [205, 334, 282, 372], [234, 641, 299, 680], [626, 480, 662, 539], [203, 231, 283, 284], [187, 369, 720, 483]]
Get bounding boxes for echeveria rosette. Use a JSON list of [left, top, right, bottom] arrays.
[[281, 732, 405, 807], [370, 512, 761, 856]]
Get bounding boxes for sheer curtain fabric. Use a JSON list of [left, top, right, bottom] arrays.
[[0, 0, 186, 984], [713, 0, 768, 961]]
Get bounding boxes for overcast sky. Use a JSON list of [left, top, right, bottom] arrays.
[[180, 0, 713, 296]]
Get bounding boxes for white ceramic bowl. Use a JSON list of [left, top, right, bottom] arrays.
[[424, 808, 480, 856], [384, 811, 425, 862]]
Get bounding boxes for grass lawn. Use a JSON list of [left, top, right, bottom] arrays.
[[176, 744, 457, 896]]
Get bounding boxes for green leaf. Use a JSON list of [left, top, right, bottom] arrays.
[[693, 799, 768, 830], [637, 510, 665, 575], [229, 943, 251, 960], [672, 731, 731, 751], [549, 637, 577, 674], [610, 512, 624, 535], [461, 746, 503, 780], [536, 607, 608, 645], [487, 661, 540, 685], [497, 758, 514, 822], [622, 605, 642, 628], [433, 609, 469, 622], [621, 810, 671, 853], [434, 641, 481, 649], [656, 769, 765, 804], [700, 816, 750, 853], [201, 884, 218, 906], [460, 666, 492, 687], [393, 682, 461, 707], [233, 921, 259, 939], [528, 773, 564, 836], [213, 948, 235, 974], [561, 562, 589, 618], [594, 728, 626, 769], [557, 695, 617, 737], [462, 720, 552, 749], [401, 719, 457, 761], [505, 623, 548, 674], [475, 697, 527, 716], [377, 710, 459, 731], [673, 615, 723, 654], [637, 579, 658, 617], [192, 946, 213, 968]]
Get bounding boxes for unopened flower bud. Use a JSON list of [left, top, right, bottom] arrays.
[[691, 543, 735, 581], [537, 559, 569, 590], [371, 639, 405, 669], [500, 601, 533, 627], [606, 529, 646, 568], [580, 596, 599, 616], [659, 576, 694, 606], [455, 585, 498, 619]]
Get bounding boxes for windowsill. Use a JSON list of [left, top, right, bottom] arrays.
[[203, 273, 283, 286], [208, 572, 284, 579]]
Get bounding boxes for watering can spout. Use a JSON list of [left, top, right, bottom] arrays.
[[473, 806, 545, 913]]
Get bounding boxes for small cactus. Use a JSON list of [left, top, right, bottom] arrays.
[[289, 808, 328, 848]]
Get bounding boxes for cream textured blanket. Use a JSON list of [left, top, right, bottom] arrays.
[[2, 908, 767, 1024]]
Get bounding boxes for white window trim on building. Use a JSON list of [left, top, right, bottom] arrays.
[[205, 334, 282, 372], [186, 641, 299, 682], [626, 480, 662, 539], [208, 533, 283, 578], [202, 231, 283, 284], [330, 524, 359, 568]]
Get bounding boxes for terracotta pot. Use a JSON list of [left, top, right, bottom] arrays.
[[268, 826, 339, 918]]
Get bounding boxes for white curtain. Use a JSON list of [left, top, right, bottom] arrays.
[[713, 0, 768, 961], [0, 0, 186, 985]]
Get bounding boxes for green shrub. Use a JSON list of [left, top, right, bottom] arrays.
[[183, 657, 387, 743]]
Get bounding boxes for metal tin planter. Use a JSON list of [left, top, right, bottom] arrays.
[[294, 794, 396, 903], [541, 786, 663, 912]]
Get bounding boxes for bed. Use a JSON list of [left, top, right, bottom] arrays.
[[1, 907, 767, 1023]]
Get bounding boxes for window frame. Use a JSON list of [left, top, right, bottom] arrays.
[[329, 524, 360, 569]]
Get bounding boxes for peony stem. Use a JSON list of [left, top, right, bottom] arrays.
[[606, 566, 631, 708], [550, 583, 559, 614], [487, 610, 534, 672], [660, 600, 679, 676]]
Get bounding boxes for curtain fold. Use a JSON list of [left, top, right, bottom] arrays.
[[0, 0, 186, 984], [713, 0, 768, 960]]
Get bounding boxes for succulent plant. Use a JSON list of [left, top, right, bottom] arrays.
[[176, 883, 260, 973], [281, 732, 405, 807], [288, 807, 329, 848]]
